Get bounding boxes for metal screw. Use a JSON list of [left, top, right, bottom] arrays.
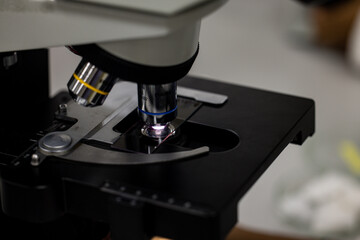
[[31, 154, 40, 166], [58, 104, 67, 115]]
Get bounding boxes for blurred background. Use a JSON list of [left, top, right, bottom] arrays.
[[49, 0, 360, 239]]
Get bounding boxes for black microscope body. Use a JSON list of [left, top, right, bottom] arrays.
[[0, 49, 315, 240]]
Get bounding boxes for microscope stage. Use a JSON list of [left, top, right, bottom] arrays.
[[0, 76, 314, 240]]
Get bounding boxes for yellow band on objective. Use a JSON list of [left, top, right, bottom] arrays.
[[73, 73, 109, 96]]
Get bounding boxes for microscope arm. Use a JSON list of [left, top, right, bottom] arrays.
[[0, 0, 226, 53]]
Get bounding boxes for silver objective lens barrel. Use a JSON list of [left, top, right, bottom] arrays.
[[138, 82, 177, 125], [67, 59, 117, 107], [138, 82, 177, 139]]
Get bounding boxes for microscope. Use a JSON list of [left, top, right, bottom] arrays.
[[0, 0, 339, 239]]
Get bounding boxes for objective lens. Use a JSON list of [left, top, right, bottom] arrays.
[[141, 123, 176, 139], [67, 59, 117, 107], [138, 82, 177, 124], [138, 82, 177, 138]]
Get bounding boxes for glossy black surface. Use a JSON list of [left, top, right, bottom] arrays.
[[0, 51, 315, 240]]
